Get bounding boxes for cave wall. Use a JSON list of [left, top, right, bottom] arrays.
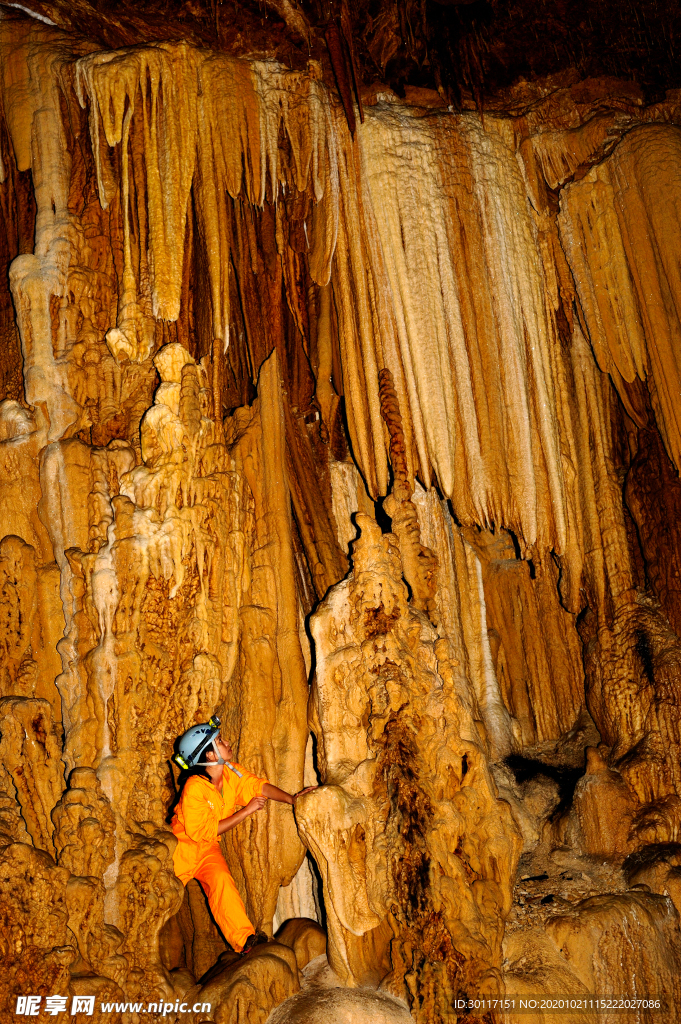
[[1, 11, 681, 1024]]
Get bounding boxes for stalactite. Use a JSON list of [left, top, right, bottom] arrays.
[[75, 44, 339, 356], [559, 124, 681, 473], [332, 103, 569, 565], [325, 18, 356, 136]]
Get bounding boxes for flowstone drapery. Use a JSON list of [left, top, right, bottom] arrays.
[[1, 10, 681, 1024]]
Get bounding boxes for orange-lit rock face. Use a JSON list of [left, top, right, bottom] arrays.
[[297, 512, 521, 1015], [1, 11, 681, 1024]]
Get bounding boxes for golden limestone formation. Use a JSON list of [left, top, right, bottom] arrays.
[[1, 844, 73, 1014], [74, 43, 338, 358], [1, 9, 681, 1024], [378, 368, 438, 622], [559, 125, 681, 470], [297, 511, 521, 1019]]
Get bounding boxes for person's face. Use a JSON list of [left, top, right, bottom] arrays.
[[212, 734, 233, 762]]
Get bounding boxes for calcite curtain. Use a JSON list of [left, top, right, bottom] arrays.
[[2, 12, 681, 1024]]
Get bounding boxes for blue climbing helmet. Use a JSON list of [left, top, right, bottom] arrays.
[[172, 714, 242, 777], [173, 714, 223, 770]]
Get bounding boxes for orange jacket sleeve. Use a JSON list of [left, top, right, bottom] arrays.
[[231, 764, 268, 806], [179, 777, 220, 844]]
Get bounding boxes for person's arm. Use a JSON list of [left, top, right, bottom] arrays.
[[262, 782, 294, 805], [262, 782, 318, 806], [217, 794, 266, 834]]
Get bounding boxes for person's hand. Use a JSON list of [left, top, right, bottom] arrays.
[[293, 786, 318, 801], [246, 795, 267, 815]]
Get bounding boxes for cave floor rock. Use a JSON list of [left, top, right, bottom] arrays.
[[265, 955, 414, 1024]]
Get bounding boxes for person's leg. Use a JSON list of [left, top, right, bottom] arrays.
[[194, 846, 255, 952]]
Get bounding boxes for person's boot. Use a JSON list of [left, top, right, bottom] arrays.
[[240, 931, 268, 954]]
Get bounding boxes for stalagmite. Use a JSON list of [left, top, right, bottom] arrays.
[[296, 512, 521, 1016], [1, 7, 681, 1023]]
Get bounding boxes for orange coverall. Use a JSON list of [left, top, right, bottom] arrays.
[[171, 765, 267, 951]]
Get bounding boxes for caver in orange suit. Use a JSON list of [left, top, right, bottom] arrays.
[[171, 764, 267, 951]]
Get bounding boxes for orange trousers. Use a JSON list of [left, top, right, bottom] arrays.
[[190, 846, 255, 952]]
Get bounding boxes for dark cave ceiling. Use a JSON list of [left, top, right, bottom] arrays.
[[5, 0, 679, 112]]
